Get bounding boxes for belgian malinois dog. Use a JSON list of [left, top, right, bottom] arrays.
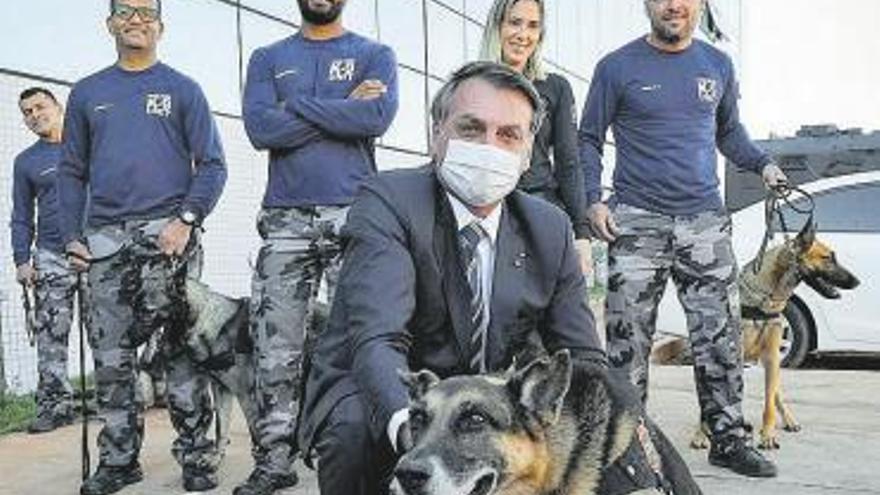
[[658, 222, 859, 450], [136, 279, 258, 461], [391, 350, 702, 495], [163, 279, 327, 459]]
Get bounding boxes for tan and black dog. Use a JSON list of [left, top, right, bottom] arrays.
[[391, 350, 702, 495], [659, 222, 859, 450]]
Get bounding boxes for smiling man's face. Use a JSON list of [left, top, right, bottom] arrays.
[[107, 0, 163, 53]]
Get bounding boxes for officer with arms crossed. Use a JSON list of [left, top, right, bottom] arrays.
[[237, 0, 399, 493]]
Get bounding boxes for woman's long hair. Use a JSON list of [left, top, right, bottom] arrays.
[[478, 0, 547, 81]]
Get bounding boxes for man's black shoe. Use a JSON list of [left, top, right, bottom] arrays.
[[27, 410, 75, 434], [233, 468, 298, 495], [183, 466, 218, 492], [80, 462, 144, 495], [709, 438, 777, 478]]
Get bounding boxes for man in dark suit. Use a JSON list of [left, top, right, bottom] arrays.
[[299, 61, 606, 495]]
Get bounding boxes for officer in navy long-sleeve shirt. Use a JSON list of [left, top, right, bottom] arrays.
[[577, 0, 785, 481], [242, 22, 398, 207], [236, 1, 398, 493], [57, 2, 228, 493], [58, 63, 226, 238], [11, 130, 65, 269], [9, 87, 79, 434]]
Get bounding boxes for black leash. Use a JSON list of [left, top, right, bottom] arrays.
[[19, 283, 36, 347], [753, 182, 815, 274], [77, 272, 91, 481]]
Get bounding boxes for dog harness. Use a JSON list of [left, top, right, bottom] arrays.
[[739, 252, 802, 321]]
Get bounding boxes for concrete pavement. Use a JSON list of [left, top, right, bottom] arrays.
[[0, 364, 877, 494]]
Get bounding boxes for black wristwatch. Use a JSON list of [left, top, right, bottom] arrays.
[[178, 208, 201, 226]]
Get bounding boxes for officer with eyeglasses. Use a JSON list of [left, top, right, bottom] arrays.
[[57, 1, 228, 493]]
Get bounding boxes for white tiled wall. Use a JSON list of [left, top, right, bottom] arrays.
[[0, 0, 742, 392]]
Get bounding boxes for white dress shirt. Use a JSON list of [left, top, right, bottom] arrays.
[[387, 193, 503, 451]]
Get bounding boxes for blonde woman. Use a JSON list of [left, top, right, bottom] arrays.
[[480, 0, 591, 273]]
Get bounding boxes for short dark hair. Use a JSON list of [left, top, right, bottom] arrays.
[[431, 61, 545, 134], [19, 87, 58, 104], [109, 0, 162, 15]]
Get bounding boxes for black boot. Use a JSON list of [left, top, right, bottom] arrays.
[[709, 437, 777, 478], [80, 462, 144, 495], [183, 466, 219, 491], [233, 468, 298, 495], [27, 410, 75, 434]]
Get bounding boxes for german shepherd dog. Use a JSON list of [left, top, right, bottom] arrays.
[[658, 222, 860, 450], [135, 279, 260, 459], [392, 351, 702, 495]]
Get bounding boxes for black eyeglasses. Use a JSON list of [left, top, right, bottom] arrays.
[[112, 4, 161, 22]]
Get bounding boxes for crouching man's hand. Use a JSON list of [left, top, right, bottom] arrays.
[[388, 408, 414, 454], [396, 420, 414, 453]]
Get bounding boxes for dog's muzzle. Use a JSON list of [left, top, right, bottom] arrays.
[[392, 458, 498, 495]]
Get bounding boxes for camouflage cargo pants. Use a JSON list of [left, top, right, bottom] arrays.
[[32, 248, 78, 418], [86, 218, 215, 469], [605, 203, 746, 441], [250, 206, 346, 476]]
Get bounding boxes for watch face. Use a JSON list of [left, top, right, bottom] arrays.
[[181, 211, 197, 224]]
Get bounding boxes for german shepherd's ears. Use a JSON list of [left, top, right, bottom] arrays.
[[400, 369, 441, 401], [794, 219, 817, 253], [508, 350, 573, 427]]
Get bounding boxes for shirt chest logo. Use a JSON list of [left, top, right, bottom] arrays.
[[696, 77, 719, 103], [145, 93, 172, 117], [328, 58, 356, 82], [275, 68, 298, 80]]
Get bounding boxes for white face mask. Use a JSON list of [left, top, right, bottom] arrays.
[[438, 139, 525, 207]]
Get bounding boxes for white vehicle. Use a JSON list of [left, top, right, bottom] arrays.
[[656, 171, 880, 367]]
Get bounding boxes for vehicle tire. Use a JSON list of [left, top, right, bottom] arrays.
[[781, 301, 812, 368]]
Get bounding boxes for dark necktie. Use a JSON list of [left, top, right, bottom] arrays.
[[459, 222, 488, 373]]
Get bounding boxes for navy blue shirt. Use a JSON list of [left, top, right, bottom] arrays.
[[243, 31, 398, 207], [10, 140, 65, 265], [58, 63, 227, 242], [579, 38, 769, 216]]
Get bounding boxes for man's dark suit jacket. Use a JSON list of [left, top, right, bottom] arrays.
[[299, 165, 604, 450]]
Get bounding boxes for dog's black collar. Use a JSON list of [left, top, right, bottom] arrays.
[[741, 305, 781, 321]]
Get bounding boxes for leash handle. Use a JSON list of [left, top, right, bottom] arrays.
[[752, 183, 815, 274]]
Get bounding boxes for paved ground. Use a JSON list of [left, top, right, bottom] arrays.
[[1, 364, 878, 494]]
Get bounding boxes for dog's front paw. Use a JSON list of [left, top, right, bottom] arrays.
[[758, 431, 780, 450], [689, 428, 710, 450], [782, 422, 801, 433]]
